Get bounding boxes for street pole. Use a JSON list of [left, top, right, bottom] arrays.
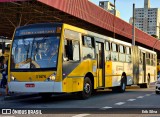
[[113, 0, 116, 39], [132, 3, 135, 45], [153, 39, 160, 51]]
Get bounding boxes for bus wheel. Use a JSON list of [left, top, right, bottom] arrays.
[[118, 75, 126, 93], [39, 93, 52, 99], [79, 77, 92, 99]]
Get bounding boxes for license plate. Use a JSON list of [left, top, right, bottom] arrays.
[[25, 84, 35, 88]]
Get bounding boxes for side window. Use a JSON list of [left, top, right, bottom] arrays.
[[153, 54, 156, 66], [146, 53, 150, 65], [150, 54, 153, 66], [73, 40, 80, 61], [126, 47, 131, 55], [112, 43, 118, 52], [105, 41, 111, 61], [105, 41, 110, 51], [63, 39, 80, 61], [119, 45, 125, 62], [126, 46, 131, 63], [111, 43, 118, 61], [63, 30, 80, 62], [119, 45, 124, 53], [139, 50, 142, 64], [82, 36, 95, 59], [64, 29, 80, 40]]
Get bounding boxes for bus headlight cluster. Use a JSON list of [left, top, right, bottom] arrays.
[[48, 72, 56, 81], [11, 74, 16, 81]]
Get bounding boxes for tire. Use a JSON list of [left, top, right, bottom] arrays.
[[118, 75, 126, 93], [79, 77, 92, 99], [156, 91, 159, 94]]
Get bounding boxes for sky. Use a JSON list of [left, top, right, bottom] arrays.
[[90, 0, 160, 22]]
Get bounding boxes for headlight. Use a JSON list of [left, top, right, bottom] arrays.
[[46, 72, 56, 81], [49, 75, 56, 81], [10, 74, 16, 81]]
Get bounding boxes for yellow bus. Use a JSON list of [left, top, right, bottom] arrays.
[[8, 23, 157, 99], [157, 59, 160, 78]]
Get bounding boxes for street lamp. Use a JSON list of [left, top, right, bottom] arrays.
[[114, 0, 116, 16], [132, 3, 135, 46]]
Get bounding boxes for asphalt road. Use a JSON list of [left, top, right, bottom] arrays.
[[0, 84, 160, 117]]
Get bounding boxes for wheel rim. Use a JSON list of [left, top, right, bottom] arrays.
[[84, 83, 91, 94]]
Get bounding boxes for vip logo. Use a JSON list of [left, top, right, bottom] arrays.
[[2, 109, 11, 114]]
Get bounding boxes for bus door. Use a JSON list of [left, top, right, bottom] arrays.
[[142, 52, 146, 82], [96, 41, 105, 87]]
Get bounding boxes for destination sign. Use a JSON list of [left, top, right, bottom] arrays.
[[15, 27, 60, 36]]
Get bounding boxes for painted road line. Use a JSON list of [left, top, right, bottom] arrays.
[[127, 99, 136, 101], [137, 96, 144, 98], [101, 106, 112, 109], [115, 102, 125, 105], [145, 94, 151, 96], [72, 114, 90, 117]]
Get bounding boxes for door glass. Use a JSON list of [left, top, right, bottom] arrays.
[[96, 42, 102, 68]]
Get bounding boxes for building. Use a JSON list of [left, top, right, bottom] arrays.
[[129, 0, 160, 38], [99, 1, 120, 18]]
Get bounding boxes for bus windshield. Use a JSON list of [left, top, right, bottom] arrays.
[[11, 36, 60, 69]]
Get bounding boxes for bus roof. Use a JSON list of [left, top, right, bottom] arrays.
[[64, 23, 132, 47], [138, 46, 156, 54]]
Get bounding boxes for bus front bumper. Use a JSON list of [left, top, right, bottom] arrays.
[[8, 81, 62, 93]]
